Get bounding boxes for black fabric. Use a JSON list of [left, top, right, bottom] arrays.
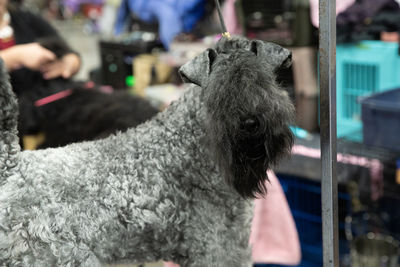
[[11, 10, 60, 45], [8, 10, 78, 96], [338, 11, 400, 43], [337, 0, 399, 26]]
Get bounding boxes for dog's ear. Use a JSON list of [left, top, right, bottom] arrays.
[[179, 48, 217, 87], [250, 40, 292, 70]]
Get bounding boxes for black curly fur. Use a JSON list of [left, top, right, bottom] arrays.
[[0, 60, 19, 181], [18, 86, 159, 149]]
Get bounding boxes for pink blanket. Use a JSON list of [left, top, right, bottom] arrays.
[[223, 0, 243, 35], [164, 171, 301, 266], [310, 0, 356, 27]]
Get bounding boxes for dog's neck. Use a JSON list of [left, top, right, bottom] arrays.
[[124, 85, 235, 192], [154, 85, 207, 136], [159, 86, 239, 192]]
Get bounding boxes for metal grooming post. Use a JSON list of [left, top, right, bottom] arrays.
[[319, 0, 339, 266]]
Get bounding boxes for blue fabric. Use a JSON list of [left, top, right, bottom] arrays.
[[114, 0, 205, 49]]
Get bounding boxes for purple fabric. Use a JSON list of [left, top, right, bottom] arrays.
[[63, 0, 103, 13], [114, 0, 205, 49], [223, 0, 243, 34], [310, 0, 355, 27], [337, 0, 400, 26]]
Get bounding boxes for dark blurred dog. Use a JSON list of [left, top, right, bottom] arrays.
[[18, 83, 159, 149], [14, 36, 159, 149]]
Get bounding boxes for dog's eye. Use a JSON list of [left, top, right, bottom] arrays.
[[241, 117, 259, 133]]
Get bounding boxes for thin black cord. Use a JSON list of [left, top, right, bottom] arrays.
[[214, 0, 227, 34]]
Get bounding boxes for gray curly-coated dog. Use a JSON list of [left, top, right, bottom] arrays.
[[0, 37, 294, 267]]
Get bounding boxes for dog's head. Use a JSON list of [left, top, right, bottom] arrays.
[[179, 37, 294, 198]]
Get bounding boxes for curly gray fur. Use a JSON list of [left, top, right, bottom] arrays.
[[0, 61, 19, 183], [0, 36, 294, 266]]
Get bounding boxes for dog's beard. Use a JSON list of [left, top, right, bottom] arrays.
[[232, 134, 270, 198], [209, 119, 294, 198], [203, 56, 295, 198], [235, 127, 293, 198]]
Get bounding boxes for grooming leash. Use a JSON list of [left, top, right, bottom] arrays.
[[34, 82, 113, 107], [214, 0, 231, 39]]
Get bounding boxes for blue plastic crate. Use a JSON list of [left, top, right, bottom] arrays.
[[361, 88, 400, 151], [278, 175, 351, 266], [254, 260, 320, 267], [254, 263, 320, 267], [336, 41, 400, 141]]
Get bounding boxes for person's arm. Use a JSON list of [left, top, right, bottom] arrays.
[[0, 43, 56, 71], [8, 11, 81, 78]]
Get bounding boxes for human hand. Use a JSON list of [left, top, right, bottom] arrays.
[[40, 53, 81, 80], [16, 43, 56, 70], [0, 43, 56, 71]]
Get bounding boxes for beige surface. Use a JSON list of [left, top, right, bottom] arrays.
[[22, 133, 45, 150], [291, 47, 318, 97], [133, 54, 173, 96]]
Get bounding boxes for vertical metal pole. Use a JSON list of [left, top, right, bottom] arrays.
[[319, 0, 339, 266]]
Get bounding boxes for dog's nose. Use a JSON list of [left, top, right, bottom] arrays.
[[242, 118, 259, 132]]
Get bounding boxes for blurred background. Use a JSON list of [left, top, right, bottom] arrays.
[[5, 0, 400, 266]]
